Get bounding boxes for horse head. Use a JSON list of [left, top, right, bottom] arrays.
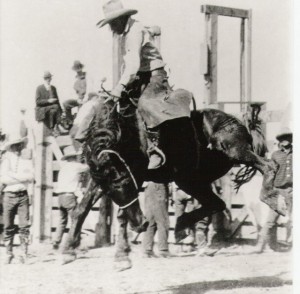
[[72, 89, 148, 233]]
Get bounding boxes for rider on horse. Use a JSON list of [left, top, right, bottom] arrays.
[[97, 0, 194, 170]]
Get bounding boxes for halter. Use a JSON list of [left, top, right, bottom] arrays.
[[97, 149, 139, 209]]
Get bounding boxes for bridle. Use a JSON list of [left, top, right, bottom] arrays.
[[97, 149, 139, 210]]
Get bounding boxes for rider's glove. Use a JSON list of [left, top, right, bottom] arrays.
[[111, 84, 125, 102]]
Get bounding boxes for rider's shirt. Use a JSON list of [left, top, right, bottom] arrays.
[[119, 18, 166, 87]]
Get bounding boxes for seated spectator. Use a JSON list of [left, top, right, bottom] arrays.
[[142, 181, 171, 258], [63, 61, 87, 126], [256, 129, 293, 253], [35, 71, 62, 135]]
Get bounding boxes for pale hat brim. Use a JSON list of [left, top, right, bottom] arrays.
[[61, 151, 81, 160], [5, 137, 28, 150], [276, 132, 293, 142], [97, 8, 137, 28]]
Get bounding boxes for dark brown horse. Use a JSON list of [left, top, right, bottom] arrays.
[[63, 91, 279, 270]]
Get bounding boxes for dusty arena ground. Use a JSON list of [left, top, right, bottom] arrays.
[[0, 241, 292, 294]]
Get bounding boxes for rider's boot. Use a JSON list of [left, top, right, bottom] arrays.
[[4, 239, 14, 264], [145, 130, 166, 169]]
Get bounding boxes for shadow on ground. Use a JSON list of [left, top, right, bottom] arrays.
[[138, 273, 292, 294]]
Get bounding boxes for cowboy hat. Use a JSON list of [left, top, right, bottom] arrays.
[[43, 71, 53, 79], [276, 127, 293, 142], [4, 136, 28, 150], [72, 60, 84, 71], [97, 0, 137, 28], [61, 145, 82, 160]]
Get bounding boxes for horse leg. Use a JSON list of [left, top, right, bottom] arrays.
[[62, 180, 102, 264], [113, 209, 132, 272], [174, 180, 226, 243]]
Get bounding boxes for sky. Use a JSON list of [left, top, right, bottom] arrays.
[[0, 0, 293, 139]]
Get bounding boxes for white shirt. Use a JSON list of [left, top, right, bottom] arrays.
[[55, 161, 89, 194], [118, 18, 165, 87], [0, 151, 34, 192]]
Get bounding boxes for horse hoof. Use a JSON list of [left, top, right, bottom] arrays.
[[113, 259, 132, 272], [175, 229, 189, 243], [174, 214, 190, 243], [61, 253, 77, 265]]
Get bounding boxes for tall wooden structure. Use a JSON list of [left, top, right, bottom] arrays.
[[201, 5, 252, 112]]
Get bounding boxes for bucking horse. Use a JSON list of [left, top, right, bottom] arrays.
[[62, 85, 281, 270]]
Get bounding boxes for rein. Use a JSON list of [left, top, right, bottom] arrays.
[[97, 149, 139, 209]]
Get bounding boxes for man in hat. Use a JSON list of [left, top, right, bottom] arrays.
[[256, 130, 293, 253], [0, 136, 34, 264], [97, 0, 194, 170], [52, 145, 89, 250], [63, 61, 89, 126], [35, 71, 63, 135]]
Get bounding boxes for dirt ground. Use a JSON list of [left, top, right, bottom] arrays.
[[0, 240, 292, 294]]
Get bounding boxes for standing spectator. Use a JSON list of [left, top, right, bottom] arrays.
[[0, 135, 34, 264], [142, 182, 170, 258], [35, 71, 62, 135], [52, 145, 89, 250], [256, 130, 293, 253]]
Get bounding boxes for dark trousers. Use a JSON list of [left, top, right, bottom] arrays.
[[53, 193, 77, 245], [3, 191, 30, 244], [143, 182, 169, 253], [63, 99, 80, 121], [260, 188, 293, 245], [41, 104, 62, 129]]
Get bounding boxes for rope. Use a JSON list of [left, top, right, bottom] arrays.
[[97, 149, 139, 209], [118, 197, 139, 209]]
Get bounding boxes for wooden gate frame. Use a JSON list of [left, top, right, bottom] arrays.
[[201, 5, 252, 112]]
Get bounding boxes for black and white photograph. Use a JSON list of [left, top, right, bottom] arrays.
[[0, 0, 297, 293]]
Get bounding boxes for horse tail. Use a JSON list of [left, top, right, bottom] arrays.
[[233, 165, 257, 192], [233, 108, 268, 191], [243, 108, 268, 157]]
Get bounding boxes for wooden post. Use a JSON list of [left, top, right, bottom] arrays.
[[240, 18, 246, 112], [94, 32, 125, 247], [32, 124, 53, 243], [247, 10, 252, 103], [203, 12, 218, 106]]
